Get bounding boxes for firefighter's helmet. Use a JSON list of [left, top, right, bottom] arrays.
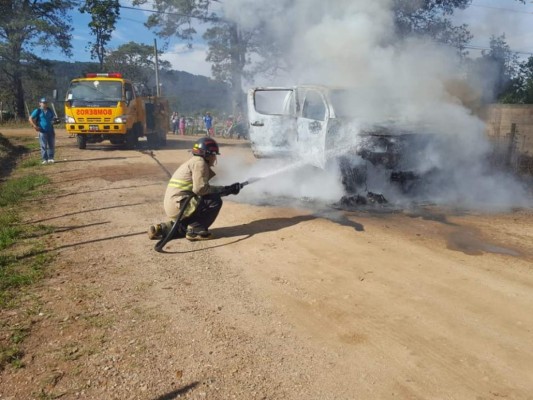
[[192, 137, 220, 157]]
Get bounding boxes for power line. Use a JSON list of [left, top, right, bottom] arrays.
[[118, 3, 533, 57], [120, 5, 220, 22], [464, 44, 533, 56], [70, 1, 220, 21], [471, 3, 533, 15]]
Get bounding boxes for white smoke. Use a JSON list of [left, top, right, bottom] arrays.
[[215, 155, 345, 205], [220, 0, 532, 210]]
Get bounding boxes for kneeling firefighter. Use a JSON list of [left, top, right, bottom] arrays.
[[148, 137, 242, 241]]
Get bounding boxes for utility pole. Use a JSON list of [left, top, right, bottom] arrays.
[[154, 39, 161, 97]]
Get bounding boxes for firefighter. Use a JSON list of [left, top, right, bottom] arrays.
[[148, 137, 241, 241]]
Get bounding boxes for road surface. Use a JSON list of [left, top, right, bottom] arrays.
[[1, 128, 532, 400]]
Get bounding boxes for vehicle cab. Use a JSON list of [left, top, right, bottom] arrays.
[[247, 85, 435, 175]]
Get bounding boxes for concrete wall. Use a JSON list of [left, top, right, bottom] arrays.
[[484, 104, 533, 175], [485, 104, 533, 155]]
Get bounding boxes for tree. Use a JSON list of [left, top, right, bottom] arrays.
[[203, 21, 249, 115], [500, 56, 533, 104], [0, 0, 74, 119], [393, 0, 473, 54], [134, 0, 248, 115], [79, 0, 121, 71], [133, 0, 528, 116], [104, 41, 171, 89], [467, 34, 520, 103], [393, 0, 525, 54]]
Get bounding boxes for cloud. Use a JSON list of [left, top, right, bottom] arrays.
[[160, 44, 212, 77]]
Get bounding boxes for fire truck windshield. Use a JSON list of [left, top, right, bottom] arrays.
[[67, 81, 123, 106]]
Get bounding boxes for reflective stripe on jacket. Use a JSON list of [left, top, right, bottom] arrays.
[[167, 178, 192, 191]]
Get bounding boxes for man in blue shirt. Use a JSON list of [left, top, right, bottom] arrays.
[[29, 97, 58, 164], [203, 111, 213, 136]]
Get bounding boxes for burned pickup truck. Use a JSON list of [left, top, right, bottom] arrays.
[[247, 85, 441, 196]]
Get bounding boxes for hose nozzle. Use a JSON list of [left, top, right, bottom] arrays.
[[240, 177, 261, 187]]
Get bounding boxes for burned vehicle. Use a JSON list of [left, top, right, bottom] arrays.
[[247, 86, 441, 196]]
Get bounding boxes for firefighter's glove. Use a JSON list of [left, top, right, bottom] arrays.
[[224, 182, 241, 196]]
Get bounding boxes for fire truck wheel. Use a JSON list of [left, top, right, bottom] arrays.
[[125, 130, 138, 149], [158, 130, 167, 147], [77, 135, 87, 150], [147, 132, 159, 149], [110, 137, 125, 145]]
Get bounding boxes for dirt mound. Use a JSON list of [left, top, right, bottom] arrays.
[[0, 133, 27, 179]]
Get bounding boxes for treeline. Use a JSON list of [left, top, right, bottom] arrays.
[[50, 61, 232, 116], [0, 60, 232, 121], [2, 1, 531, 122]]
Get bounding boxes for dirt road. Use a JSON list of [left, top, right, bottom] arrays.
[[1, 129, 532, 400]]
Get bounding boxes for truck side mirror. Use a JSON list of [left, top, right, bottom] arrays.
[[125, 90, 132, 106]]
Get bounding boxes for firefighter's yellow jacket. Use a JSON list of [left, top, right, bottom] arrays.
[[163, 156, 223, 219]]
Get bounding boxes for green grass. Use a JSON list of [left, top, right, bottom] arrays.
[[14, 135, 40, 147], [14, 137, 44, 168], [21, 141, 41, 152], [0, 250, 51, 297], [0, 154, 55, 369], [0, 345, 24, 370], [0, 211, 22, 250], [20, 156, 43, 168], [0, 120, 28, 129], [0, 174, 49, 207], [0, 325, 30, 370], [0, 197, 53, 306]]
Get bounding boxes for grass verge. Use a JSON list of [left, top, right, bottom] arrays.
[[0, 138, 54, 371]]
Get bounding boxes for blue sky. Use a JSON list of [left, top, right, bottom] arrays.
[[453, 0, 533, 58], [43, 0, 213, 76], [40, 0, 533, 78]]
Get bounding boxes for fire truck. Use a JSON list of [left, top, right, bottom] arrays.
[[64, 72, 168, 149]]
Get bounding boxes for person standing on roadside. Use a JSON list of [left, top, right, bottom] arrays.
[[179, 116, 186, 136], [203, 111, 213, 136], [29, 97, 58, 164], [171, 112, 179, 134]]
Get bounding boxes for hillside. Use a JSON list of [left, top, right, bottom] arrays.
[[51, 61, 232, 116]]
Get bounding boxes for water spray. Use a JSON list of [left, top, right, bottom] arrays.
[[238, 156, 318, 189]]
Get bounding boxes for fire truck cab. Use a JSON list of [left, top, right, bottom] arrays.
[[64, 72, 168, 149]]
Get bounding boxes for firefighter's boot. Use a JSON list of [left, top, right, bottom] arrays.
[[185, 227, 213, 241], [148, 222, 171, 240]]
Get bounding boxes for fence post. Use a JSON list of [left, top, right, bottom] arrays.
[[507, 123, 517, 170]]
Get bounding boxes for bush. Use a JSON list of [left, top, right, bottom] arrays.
[[0, 111, 15, 122]]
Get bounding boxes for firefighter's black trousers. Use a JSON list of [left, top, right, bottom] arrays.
[[180, 193, 222, 232]]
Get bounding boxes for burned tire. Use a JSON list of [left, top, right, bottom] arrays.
[[77, 135, 87, 150], [339, 157, 367, 194]]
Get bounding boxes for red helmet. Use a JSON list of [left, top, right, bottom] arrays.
[[192, 137, 220, 157]]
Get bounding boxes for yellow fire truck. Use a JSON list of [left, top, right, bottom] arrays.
[[64, 72, 168, 149]]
